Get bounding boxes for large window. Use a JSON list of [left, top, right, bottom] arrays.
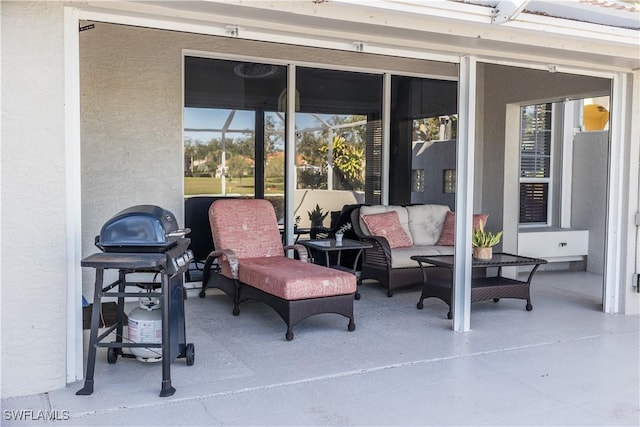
[[391, 76, 458, 207], [183, 57, 287, 219], [183, 57, 383, 227], [184, 56, 457, 226], [519, 103, 553, 225]]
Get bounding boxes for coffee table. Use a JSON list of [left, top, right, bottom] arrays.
[[411, 253, 547, 319], [299, 238, 373, 300]]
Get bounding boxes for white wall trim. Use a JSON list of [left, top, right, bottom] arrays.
[[64, 6, 83, 383], [453, 55, 477, 332], [382, 73, 391, 205], [603, 72, 628, 313], [625, 70, 640, 313], [77, 7, 460, 65], [284, 64, 297, 246], [632, 71, 640, 279], [478, 57, 617, 79]]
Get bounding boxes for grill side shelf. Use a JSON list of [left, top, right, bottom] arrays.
[[81, 252, 166, 270]]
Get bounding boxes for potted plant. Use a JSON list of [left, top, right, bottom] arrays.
[[471, 219, 503, 260], [334, 222, 352, 244], [308, 204, 328, 228]]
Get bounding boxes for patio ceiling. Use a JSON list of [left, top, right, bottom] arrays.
[[104, 0, 640, 71]]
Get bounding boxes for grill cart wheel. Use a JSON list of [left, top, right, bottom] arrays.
[[107, 346, 118, 364], [185, 343, 195, 366]]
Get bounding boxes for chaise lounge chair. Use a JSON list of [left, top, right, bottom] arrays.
[[201, 199, 356, 340]]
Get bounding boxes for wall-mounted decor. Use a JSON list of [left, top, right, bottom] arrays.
[[412, 169, 425, 192], [443, 169, 456, 193]]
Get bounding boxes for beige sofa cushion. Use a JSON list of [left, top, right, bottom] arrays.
[[390, 245, 455, 268], [406, 204, 450, 246]]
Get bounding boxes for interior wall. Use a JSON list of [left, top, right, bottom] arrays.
[[1, 1, 68, 397], [411, 140, 456, 209], [572, 131, 608, 274], [480, 63, 611, 252]]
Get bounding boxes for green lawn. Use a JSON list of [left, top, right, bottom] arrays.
[[184, 176, 284, 195]]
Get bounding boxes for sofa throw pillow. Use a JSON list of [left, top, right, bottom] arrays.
[[436, 211, 489, 246], [362, 211, 414, 249]]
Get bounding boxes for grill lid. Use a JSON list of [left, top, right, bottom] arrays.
[[97, 205, 189, 252]]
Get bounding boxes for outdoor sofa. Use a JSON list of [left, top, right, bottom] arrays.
[[351, 204, 488, 296]]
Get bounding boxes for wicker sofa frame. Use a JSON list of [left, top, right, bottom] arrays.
[[351, 206, 460, 297]]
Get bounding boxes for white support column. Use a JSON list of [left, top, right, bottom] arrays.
[[453, 56, 477, 332], [629, 70, 640, 314], [64, 6, 83, 383], [284, 65, 297, 246], [560, 99, 576, 228], [382, 73, 391, 205], [603, 72, 628, 313]]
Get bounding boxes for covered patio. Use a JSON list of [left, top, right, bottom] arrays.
[[2, 0, 639, 410], [2, 271, 638, 426]]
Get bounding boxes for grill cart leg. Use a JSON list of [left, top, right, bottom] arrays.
[[159, 273, 175, 397], [76, 268, 104, 395]]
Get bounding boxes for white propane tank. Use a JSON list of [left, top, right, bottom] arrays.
[[127, 297, 162, 362]]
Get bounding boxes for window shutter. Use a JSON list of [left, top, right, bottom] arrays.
[[365, 119, 382, 204]]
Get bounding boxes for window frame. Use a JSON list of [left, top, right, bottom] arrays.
[[519, 102, 555, 227]]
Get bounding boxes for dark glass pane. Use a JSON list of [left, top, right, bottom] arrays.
[[519, 183, 548, 223], [293, 67, 382, 227], [391, 75, 458, 207], [183, 56, 286, 219]]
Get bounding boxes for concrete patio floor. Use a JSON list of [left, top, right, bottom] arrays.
[[2, 270, 639, 426]]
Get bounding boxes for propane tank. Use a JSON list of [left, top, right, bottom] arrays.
[[127, 297, 162, 362]]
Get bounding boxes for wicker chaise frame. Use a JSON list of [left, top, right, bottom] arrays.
[[202, 248, 355, 341]]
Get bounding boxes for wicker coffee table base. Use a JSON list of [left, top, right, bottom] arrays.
[[417, 276, 534, 319]]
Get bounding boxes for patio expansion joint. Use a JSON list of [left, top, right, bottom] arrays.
[[67, 333, 603, 421]]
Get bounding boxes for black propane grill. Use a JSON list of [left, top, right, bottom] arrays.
[[78, 205, 195, 397], [95, 204, 194, 274]]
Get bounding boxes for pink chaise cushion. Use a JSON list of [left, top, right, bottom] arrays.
[[239, 256, 356, 300], [209, 199, 284, 259]]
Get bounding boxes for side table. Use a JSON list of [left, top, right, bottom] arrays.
[[299, 238, 373, 300]]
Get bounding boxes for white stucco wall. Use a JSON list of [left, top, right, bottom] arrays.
[[572, 131, 608, 274], [1, 1, 68, 397], [79, 23, 186, 294]]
